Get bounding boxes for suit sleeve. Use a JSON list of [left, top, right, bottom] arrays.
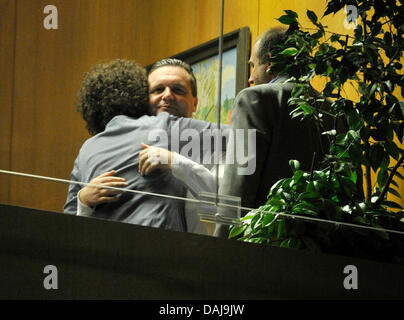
[[63, 156, 82, 215], [172, 116, 230, 167], [214, 87, 274, 237], [221, 87, 273, 206], [171, 152, 215, 197]]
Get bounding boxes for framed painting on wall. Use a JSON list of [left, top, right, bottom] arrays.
[[148, 27, 250, 124]]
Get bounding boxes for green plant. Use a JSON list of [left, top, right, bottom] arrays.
[[230, 0, 404, 264]]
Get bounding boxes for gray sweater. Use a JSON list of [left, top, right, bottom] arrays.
[[64, 112, 226, 231]]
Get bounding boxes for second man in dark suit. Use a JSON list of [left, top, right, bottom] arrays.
[[215, 27, 330, 237]]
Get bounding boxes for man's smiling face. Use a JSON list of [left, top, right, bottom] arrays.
[[148, 66, 198, 118]]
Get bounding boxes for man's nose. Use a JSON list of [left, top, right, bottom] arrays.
[[162, 87, 174, 100], [248, 76, 254, 85]]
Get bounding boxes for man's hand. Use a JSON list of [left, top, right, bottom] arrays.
[[79, 170, 128, 208], [138, 143, 173, 176]]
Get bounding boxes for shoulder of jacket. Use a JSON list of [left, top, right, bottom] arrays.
[[238, 83, 292, 100]]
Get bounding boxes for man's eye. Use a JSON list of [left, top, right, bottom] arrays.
[[173, 87, 186, 94], [151, 87, 163, 93]]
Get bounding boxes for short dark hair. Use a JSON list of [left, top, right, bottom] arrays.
[[148, 58, 197, 97], [77, 59, 149, 135], [256, 26, 287, 64]]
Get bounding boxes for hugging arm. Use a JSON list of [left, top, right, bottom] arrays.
[[75, 170, 128, 216]]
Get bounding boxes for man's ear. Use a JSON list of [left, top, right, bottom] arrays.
[[265, 53, 272, 73], [265, 62, 272, 73]]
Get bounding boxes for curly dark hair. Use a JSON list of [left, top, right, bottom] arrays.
[[77, 59, 149, 135]]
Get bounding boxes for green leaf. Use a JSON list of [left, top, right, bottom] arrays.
[[289, 160, 300, 172], [325, 63, 333, 76], [280, 47, 299, 56], [380, 154, 390, 172], [369, 83, 378, 97], [339, 176, 358, 196], [306, 181, 316, 193], [350, 170, 357, 184], [377, 170, 389, 189], [358, 82, 368, 97], [360, 126, 370, 141], [243, 224, 253, 236], [290, 109, 305, 119], [284, 10, 298, 18], [322, 129, 337, 136], [384, 31, 392, 47], [288, 237, 303, 248], [390, 179, 399, 188], [315, 60, 328, 74], [262, 213, 277, 227], [291, 84, 305, 98], [330, 34, 340, 42], [293, 207, 319, 217], [346, 134, 363, 163], [281, 178, 294, 189], [354, 25, 363, 40], [398, 122, 404, 144], [299, 103, 314, 115], [370, 128, 386, 141], [282, 192, 292, 202], [388, 187, 402, 199], [229, 225, 247, 239], [307, 10, 318, 25], [277, 15, 297, 25], [347, 108, 362, 130], [323, 81, 337, 96], [396, 171, 404, 181], [249, 214, 261, 230], [353, 216, 367, 225], [280, 239, 290, 248], [269, 179, 286, 194], [385, 140, 400, 160], [347, 129, 361, 142], [324, 1, 345, 17], [240, 214, 254, 222], [369, 143, 385, 171], [292, 202, 319, 217], [381, 201, 403, 210], [267, 197, 287, 210], [277, 219, 287, 238], [293, 170, 304, 184], [297, 191, 322, 201]]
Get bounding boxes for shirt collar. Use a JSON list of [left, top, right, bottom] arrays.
[[268, 76, 279, 84]]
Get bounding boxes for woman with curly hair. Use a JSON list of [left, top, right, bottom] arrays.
[[77, 59, 149, 135], [63, 59, 221, 232]]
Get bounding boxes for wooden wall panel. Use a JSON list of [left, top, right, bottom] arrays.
[[137, 0, 258, 65], [9, 0, 142, 211], [194, 0, 258, 48], [258, 0, 344, 40], [135, 0, 196, 65], [0, 0, 16, 205]]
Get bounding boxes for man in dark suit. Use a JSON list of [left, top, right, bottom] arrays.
[[214, 27, 329, 237]]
